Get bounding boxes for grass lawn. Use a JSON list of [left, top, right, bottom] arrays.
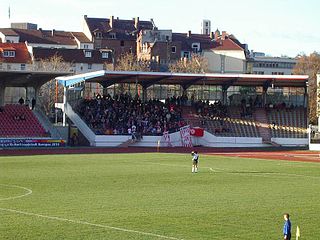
[[0, 152, 320, 239]]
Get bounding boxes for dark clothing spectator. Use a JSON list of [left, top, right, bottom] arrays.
[[31, 98, 36, 110], [18, 97, 24, 105]]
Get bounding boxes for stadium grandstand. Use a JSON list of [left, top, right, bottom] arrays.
[[53, 70, 309, 148], [0, 68, 310, 148], [0, 70, 69, 147]]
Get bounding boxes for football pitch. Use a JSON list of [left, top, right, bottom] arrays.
[[1, 152, 320, 239]]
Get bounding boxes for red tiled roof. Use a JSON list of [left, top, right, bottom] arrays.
[[32, 48, 112, 64], [71, 32, 91, 43], [0, 42, 31, 63], [172, 33, 216, 51], [0, 28, 19, 36], [0, 28, 78, 46], [214, 37, 244, 51]]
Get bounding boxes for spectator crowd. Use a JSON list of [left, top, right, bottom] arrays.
[[76, 93, 186, 136]]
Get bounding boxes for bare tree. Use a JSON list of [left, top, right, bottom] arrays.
[[293, 52, 320, 124], [35, 54, 72, 72], [169, 54, 209, 73], [113, 52, 150, 71], [36, 54, 70, 116]]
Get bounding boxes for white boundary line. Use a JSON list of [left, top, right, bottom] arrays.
[[147, 162, 320, 180], [0, 208, 184, 240], [0, 184, 32, 201]]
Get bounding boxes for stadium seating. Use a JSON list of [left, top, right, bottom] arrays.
[[0, 104, 48, 138], [267, 107, 307, 138]]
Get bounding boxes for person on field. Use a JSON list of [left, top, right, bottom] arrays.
[[191, 151, 199, 173], [283, 213, 291, 240]]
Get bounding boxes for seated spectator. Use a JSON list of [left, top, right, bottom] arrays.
[[18, 97, 24, 105]]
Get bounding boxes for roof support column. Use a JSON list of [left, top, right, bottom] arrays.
[[262, 81, 271, 107], [63, 86, 67, 127], [0, 84, 5, 107], [304, 86, 308, 108], [142, 85, 147, 102], [222, 85, 229, 105], [33, 85, 41, 110]]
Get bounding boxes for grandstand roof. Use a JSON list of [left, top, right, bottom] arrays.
[[57, 70, 308, 88], [0, 70, 69, 87]]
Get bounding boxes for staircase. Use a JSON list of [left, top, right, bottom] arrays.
[[118, 138, 140, 147], [33, 107, 62, 139], [254, 108, 272, 143]]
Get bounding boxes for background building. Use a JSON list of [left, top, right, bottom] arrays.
[[248, 52, 297, 75]]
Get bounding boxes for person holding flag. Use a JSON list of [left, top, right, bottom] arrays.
[[283, 213, 292, 240]]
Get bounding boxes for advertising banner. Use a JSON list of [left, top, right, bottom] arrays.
[[0, 139, 66, 148]]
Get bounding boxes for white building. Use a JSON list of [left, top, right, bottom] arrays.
[[248, 52, 297, 75]]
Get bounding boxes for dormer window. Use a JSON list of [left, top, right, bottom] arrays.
[[109, 33, 116, 39], [192, 43, 200, 53], [95, 32, 102, 39], [3, 50, 15, 57], [101, 51, 109, 59], [84, 50, 92, 58]]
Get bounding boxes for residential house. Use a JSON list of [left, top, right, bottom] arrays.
[[202, 30, 248, 73], [0, 42, 31, 71], [83, 15, 154, 61], [0, 27, 92, 50]]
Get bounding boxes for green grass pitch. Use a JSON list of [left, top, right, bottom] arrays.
[[1, 152, 320, 239]]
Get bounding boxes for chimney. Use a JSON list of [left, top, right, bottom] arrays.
[[214, 29, 220, 40], [52, 29, 55, 37], [187, 30, 191, 38], [134, 17, 139, 29], [221, 31, 227, 40], [210, 32, 214, 39], [109, 16, 114, 28]]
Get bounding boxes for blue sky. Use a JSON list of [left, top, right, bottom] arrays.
[[1, 0, 319, 57]]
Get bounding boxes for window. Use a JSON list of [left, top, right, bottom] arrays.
[[120, 40, 124, 47], [84, 51, 92, 58], [110, 33, 116, 39], [83, 44, 89, 49], [191, 43, 200, 53], [3, 50, 15, 57], [20, 64, 26, 70], [182, 51, 190, 59], [0, 63, 2, 70], [102, 52, 109, 59], [88, 63, 92, 70], [171, 46, 176, 53], [95, 32, 102, 39]]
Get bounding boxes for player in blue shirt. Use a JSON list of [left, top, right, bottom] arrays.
[[283, 213, 291, 240], [191, 151, 199, 173]]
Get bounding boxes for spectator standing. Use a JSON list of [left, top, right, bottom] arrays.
[[283, 213, 291, 240], [31, 98, 36, 110]]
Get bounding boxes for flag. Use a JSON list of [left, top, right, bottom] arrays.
[[163, 131, 172, 147], [180, 125, 193, 147], [296, 226, 300, 239]]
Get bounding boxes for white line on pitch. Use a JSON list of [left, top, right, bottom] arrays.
[[0, 208, 183, 240], [0, 184, 32, 201]]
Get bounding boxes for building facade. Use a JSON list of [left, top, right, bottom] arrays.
[[248, 52, 297, 75]]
